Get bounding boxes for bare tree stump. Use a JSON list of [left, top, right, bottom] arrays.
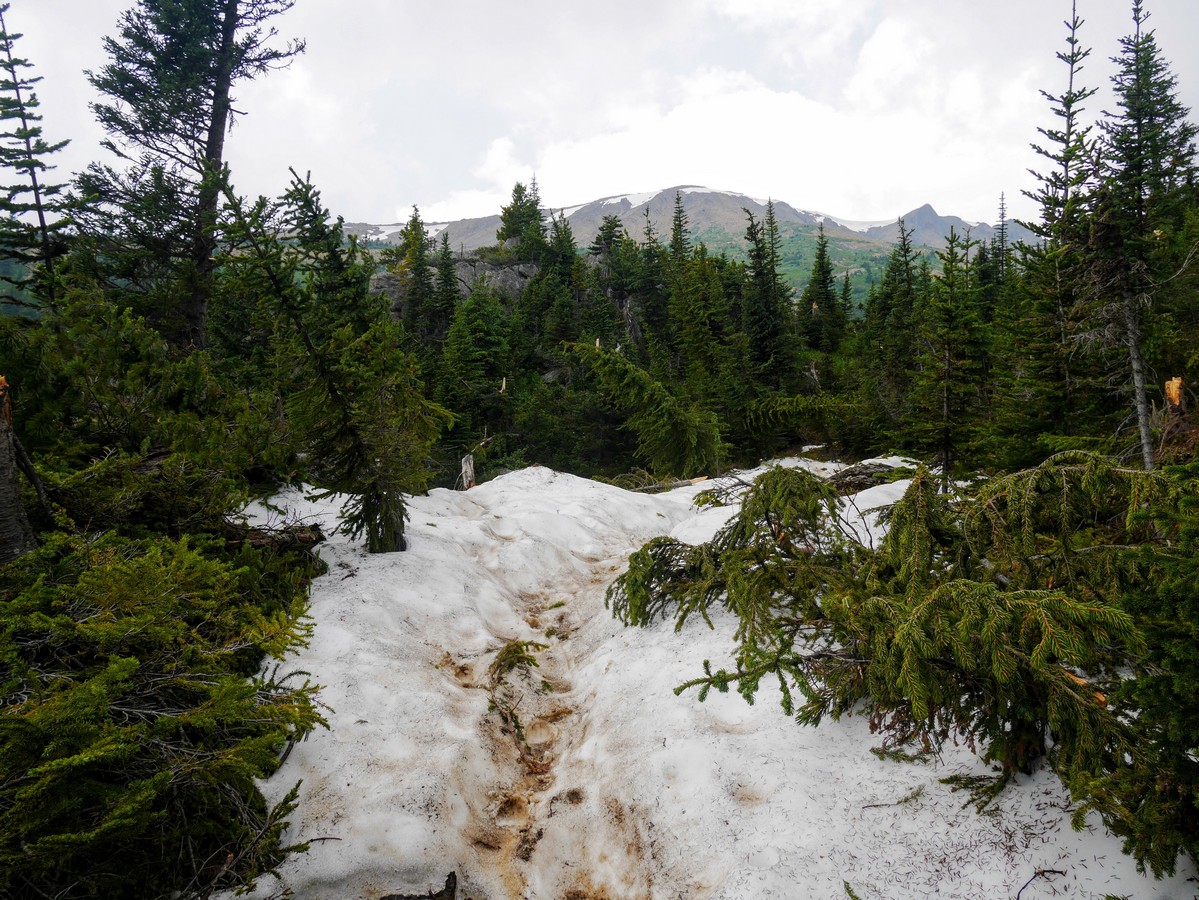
[[1166, 376, 1186, 417]]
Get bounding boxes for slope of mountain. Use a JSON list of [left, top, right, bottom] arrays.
[[860, 202, 1033, 248]]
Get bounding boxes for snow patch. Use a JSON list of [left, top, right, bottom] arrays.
[[600, 190, 659, 208], [815, 213, 896, 233]]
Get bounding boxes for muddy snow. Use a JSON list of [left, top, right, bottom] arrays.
[[241, 461, 1198, 899]]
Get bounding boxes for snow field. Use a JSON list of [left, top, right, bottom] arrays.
[[242, 462, 1198, 899]]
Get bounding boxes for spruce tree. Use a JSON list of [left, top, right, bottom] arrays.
[[992, 2, 1109, 465], [633, 209, 671, 358], [668, 189, 691, 274], [0, 529, 325, 898], [76, 0, 303, 346], [388, 204, 436, 344], [541, 211, 584, 344], [608, 451, 1199, 874], [667, 246, 737, 409], [496, 178, 546, 262], [432, 230, 461, 335], [861, 220, 921, 427], [224, 174, 451, 551], [1085, 0, 1198, 470], [742, 206, 792, 388], [901, 228, 989, 484], [570, 342, 723, 478], [0, 4, 68, 308], [798, 222, 843, 352], [438, 280, 510, 446], [586, 214, 638, 348], [972, 195, 1011, 326]]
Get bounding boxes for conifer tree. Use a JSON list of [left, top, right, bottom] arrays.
[[1025, 2, 1097, 242], [838, 269, 852, 322], [668, 189, 691, 274], [742, 206, 792, 388], [901, 228, 989, 484], [861, 220, 921, 425], [609, 451, 1199, 874], [667, 246, 736, 407], [542, 210, 585, 344], [496, 178, 546, 262], [609, 457, 1142, 779], [633, 209, 671, 357], [388, 205, 437, 343], [76, 0, 303, 346], [0, 4, 68, 307], [798, 222, 843, 352], [972, 195, 1012, 326], [589, 213, 625, 261], [569, 342, 722, 478], [432, 230, 461, 334], [224, 174, 451, 551], [587, 214, 639, 348], [992, 2, 1108, 465], [0, 528, 325, 898], [438, 279, 510, 443], [1084, 0, 1198, 470]]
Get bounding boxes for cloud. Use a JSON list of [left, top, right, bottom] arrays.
[[21, 0, 1199, 228], [844, 19, 935, 113], [513, 59, 1046, 223], [699, 0, 885, 78], [415, 139, 530, 222]]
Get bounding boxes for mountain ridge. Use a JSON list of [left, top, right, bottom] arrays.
[[345, 185, 1032, 253]]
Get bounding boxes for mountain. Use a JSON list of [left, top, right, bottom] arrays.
[[859, 202, 1034, 248], [344, 187, 1035, 306], [346, 186, 1033, 254]]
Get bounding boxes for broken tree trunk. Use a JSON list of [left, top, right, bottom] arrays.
[[632, 475, 709, 493], [0, 376, 36, 564], [381, 872, 457, 900], [1165, 376, 1186, 417]]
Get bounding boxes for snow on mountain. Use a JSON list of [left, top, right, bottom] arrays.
[[358, 186, 1027, 253], [234, 463, 1196, 899], [819, 213, 897, 234], [676, 184, 772, 205], [599, 190, 659, 208]]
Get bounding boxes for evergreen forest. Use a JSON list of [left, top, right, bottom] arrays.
[[0, 0, 1198, 895]]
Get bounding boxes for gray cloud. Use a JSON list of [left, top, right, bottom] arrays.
[[14, 0, 1199, 226]]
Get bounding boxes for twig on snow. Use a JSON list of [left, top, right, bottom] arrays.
[[1015, 867, 1067, 899]]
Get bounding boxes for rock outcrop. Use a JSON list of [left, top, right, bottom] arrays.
[[370, 256, 538, 323]]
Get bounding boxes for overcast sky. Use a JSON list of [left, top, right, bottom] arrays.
[[12, 0, 1199, 227]]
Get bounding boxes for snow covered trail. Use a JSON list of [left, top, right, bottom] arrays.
[[245, 463, 1198, 900]]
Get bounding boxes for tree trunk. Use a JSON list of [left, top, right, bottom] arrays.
[[0, 407, 35, 564], [1123, 291, 1155, 471], [0, 6, 58, 307], [182, 0, 240, 348]]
